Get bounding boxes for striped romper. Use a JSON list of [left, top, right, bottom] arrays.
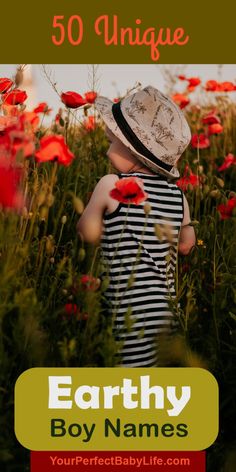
[[100, 172, 184, 367]]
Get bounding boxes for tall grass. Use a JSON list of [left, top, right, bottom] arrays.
[[0, 75, 235, 471]]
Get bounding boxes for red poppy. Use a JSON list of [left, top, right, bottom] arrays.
[[218, 81, 236, 92], [21, 112, 40, 132], [55, 113, 60, 124], [218, 153, 236, 172], [187, 77, 201, 87], [176, 166, 199, 192], [33, 102, 52, 114], [10, 129, 35, 158], [113, 98, 121, 103], [202, 112, 221, 125], [110, 177, 148, 205], [61, 91, 87, 109], [1, 117, 35, 159], [64, 303, 88, 320], [0, 166, 23, 210], [208, 123, 224, 135], [191, 133, 210, 149], [0, 115, 18, 131], [217, 197, 236, 219], [3, 89, 27, 105], [83, 116, 96, 132], [172, 93, 190, 109], [187, 85, 197, 93], [1, 104, 20, 118], [205, 80, 219, 92], [0, 78, 13, 94], [81, 274, 100, 291], [55, 110, 64, 126], [84, 91, 97, 104], [35, 135, 74, 166], [65, 303, 80, 316], [177, 74, 186, 81]]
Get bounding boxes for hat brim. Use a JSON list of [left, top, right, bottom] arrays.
[[95, 96, 180, 180]]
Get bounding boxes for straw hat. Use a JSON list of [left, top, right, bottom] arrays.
[[95, 85, 191, 179]]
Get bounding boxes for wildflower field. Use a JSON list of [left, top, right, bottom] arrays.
[[0, 67, 236, 471]]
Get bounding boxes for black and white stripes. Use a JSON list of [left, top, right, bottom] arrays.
[[101, 172, 183, 367]]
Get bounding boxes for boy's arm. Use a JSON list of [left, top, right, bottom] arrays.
[[178, 194, 196, 255], [77, 174, 118, 244]]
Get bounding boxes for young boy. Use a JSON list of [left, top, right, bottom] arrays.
[[77, 85, 195, 367]]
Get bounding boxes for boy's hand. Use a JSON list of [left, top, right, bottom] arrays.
[[77, 174, 119, 244], [178, 194, 196, 255]]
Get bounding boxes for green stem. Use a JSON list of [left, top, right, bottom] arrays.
[[213, 235, 220, 348]]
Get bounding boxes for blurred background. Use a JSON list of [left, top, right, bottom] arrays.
[[1, 64, 236, 111]]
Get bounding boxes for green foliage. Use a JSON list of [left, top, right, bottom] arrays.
[[0, 94, 236, 471]]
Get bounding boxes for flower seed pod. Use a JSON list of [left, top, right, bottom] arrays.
[[78, 248, 86, 261], [203, 185, 210, 196], [15, 68, 24, 87], [61, 215, 67, 224], [101, 276, 110, 292], [165, 254, 171, 263], [46, 236, 55, 255], [46, 193, 55, 207], [210, 189, 221, 198], [40, 206, 48, 221], [144, 203, 152, 215], [37, 190, 47, 207], [73, 196, 84, 214], [216, 177, 225, 188], [155, 223, 163, 241]]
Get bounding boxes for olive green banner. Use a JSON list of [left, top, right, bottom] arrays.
[[1, 0, 235, 63], [15, 368, 218, 450]]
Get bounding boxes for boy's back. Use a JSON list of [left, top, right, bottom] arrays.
[[101, 171, 183, 367]]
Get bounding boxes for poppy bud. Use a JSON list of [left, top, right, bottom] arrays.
[[46, 236, 55, 255], [155, 223, 163, 241], [15, 69, 24, 87], [59, 117, 65, 127], [101, 276, 110, 292], [203, 185, 210, 196], [73, 196, 84, 214], [37, 190, 47, 207], [165, 254, 171, 263], [78, 248, 86, 261], [216, 178, 225, 188], [210, 189, 221, 198], [144, 203, 152, 215], [46, 193, 55, 207], [40, 206, 48, 220]]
